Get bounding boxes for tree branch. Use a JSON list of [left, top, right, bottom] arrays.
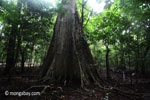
[[83, 9, 93, 29]]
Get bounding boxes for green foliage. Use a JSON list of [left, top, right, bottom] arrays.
[[0, 0, 150, 74], [84, 0, 150, 72], [0, 0, 56, 65]]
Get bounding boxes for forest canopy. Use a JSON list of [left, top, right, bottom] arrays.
[[0, 0, 150, 80], [0, 0, 150, 100]]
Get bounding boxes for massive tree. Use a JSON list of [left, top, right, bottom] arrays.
[[40, 0, 100, 87]]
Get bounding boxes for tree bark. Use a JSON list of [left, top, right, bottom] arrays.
[[105, 44, 110, 80], [135, 32, 140, 76], [21, 50, 25, 73], [14, 26, 22, 67], [120, 44, 125, 70], [14, 0, 22, 68], [40, 0, 100, 87], [4, 24, 17, 80], [141, 44, 150, 77]]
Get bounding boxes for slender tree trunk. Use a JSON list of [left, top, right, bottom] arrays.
[[128, 54, 131, 71], [14, 27, 22, 67], [114, 46, 119, 68], [135, 33, 140, 76], [29, 45, 34, 67], [40, 0, 100, 87], [120, 44, 125, 70], [105, 44, 110, 80], [140, 27, 150, 77], [21, 50, 25, 73], [14, 1, 22, 68], [141, 45, 150, 77], [4, 24, 17, 80]]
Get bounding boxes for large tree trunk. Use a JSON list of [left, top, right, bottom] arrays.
[[40, 0, 100, 87]]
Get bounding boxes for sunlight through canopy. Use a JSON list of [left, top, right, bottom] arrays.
[[44, 0, 106, 13]]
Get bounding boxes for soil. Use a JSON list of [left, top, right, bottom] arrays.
[[0, 67, 150, 100]]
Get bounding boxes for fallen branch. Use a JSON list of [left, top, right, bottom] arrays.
[[24, 85, 50, 92]]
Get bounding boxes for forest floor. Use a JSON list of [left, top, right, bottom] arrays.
[[0, 67, 150, 100]]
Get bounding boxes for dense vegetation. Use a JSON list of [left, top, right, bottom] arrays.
[[0, 0, 150, 99], [0, 0, 149, 77]]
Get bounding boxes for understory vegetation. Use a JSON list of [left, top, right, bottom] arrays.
[[0, 0, 150, 100]]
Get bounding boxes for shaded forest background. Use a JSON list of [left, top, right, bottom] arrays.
[[0, 0, 150, 77], [0, 0, 150, 100]]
